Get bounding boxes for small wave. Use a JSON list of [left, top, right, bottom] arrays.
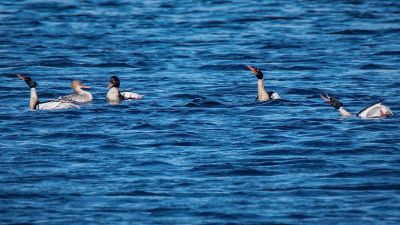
[[231, 17, 262, 23], [139, 161, 174, 167], [348, 12, 380, 19], [39, 59, 79, 68], [331, 29, 378, 35], [24, 3, 77, 11], [94, 62, 134, 68], [184, 97, 225, 107], [159, 3, 174, 8], [171, 94, 204, 99], [147, 207, 187, 216], [383, 28, 400, 34], [286, 88, 317, 95], [320, 184, 400, 191], [279, 65, 320, 71], [198, 64, 245, 71], [194, 20, 225, 28], [0, 192, 48, 199], [359, 63, 395, 70], [329, 168, 400, 178], [374, 50, 400, 56], [206, 168, 278, 177], [43, 132, 110, 139], [288, 213, 314, 219], [261, 43, 302, 49], [132, 122, 153, 129], [107, 190, 171, 197], [264, 15, 300, 20], [97, 1, 123, 7]]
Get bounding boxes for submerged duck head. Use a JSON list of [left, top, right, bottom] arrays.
[[108, 76, 120, 89], [18, 74, 37, 88], [380, 105, 394, 117], [71, 80, 90, 93], [247, 65, 264, 80]]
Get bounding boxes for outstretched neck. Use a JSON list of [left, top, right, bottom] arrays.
[[338, 107, 352, 117], [257, 79, 270, 101], [73, 87, 84, 94], [30, 88, 39, 110], [77, 89, 91, 96]]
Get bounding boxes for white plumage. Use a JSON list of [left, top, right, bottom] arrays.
[[357, 102, 393, 118], [120, 91, 143, 100], [271, 92, 281, 100], [37, 101, 80, 110]]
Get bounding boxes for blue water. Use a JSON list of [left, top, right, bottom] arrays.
[[1, 0, 400, 224]]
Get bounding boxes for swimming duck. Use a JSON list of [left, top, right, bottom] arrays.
[[247, 65, 281, 102], [57, 80, 92, 103], [320, 92, 393, 118], [106, 76, 143, 103], [17, 74, 79, 110]]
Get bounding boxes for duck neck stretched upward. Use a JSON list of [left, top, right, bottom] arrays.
[[77, 88, 92, 98], [73, 86, 86, 95], [257, 79, 270, 101], [338, 107, 352, 117], [30, 88, 39, 110]]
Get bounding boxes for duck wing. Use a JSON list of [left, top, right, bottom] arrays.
[[120, 91, 143, 100], [58, 94, 92, 103], [58, 94, 76, 102], [37, 100, 79, 110], [357, 102, 393, 118]]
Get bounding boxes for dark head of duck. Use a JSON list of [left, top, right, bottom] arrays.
[[247, 65, 264, 80], [18, 74, 37, 88], [108, 76, 120, 88]]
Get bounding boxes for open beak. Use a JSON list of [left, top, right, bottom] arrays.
[[17, 74, 26, 80], [247, 65, 258, 75], [107, 82, 113, 89], [80, 84, 90, 89], [320, 92, 331, 102]]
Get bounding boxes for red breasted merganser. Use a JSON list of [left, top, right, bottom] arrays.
[[106, 76, 143, 103], [18, 74, 79, 110], [58, 80, 93, 103], [320, 92, 393, 118], [247, 65, 281, 102]]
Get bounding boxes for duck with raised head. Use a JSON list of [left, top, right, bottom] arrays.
[[106, 76, 143, 103], [320, 92, 393, 118], [247, 65, 281, 102], [57, 80, 92, 103], [17, 74, 79, 110]]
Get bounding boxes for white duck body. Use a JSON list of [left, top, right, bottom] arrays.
[[357, 102, 393, 118], [120, 91, 143, 100], [29, 87, 79, 110], [106, 87, 123, 102], [269, 92, 281, 100], [106, 87, 143, 102], [37, 100, 80, 110], [106, 76, 143, 103]]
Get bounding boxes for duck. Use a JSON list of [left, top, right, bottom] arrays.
[[17, 74, 79, 110], [320, 92, 393, 118], [57, 80, 92, 103], [247, 65, 281, 102], [106, 76, 143, 103]]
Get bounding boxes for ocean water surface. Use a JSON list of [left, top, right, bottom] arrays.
[[1, 0, 400, 224]]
